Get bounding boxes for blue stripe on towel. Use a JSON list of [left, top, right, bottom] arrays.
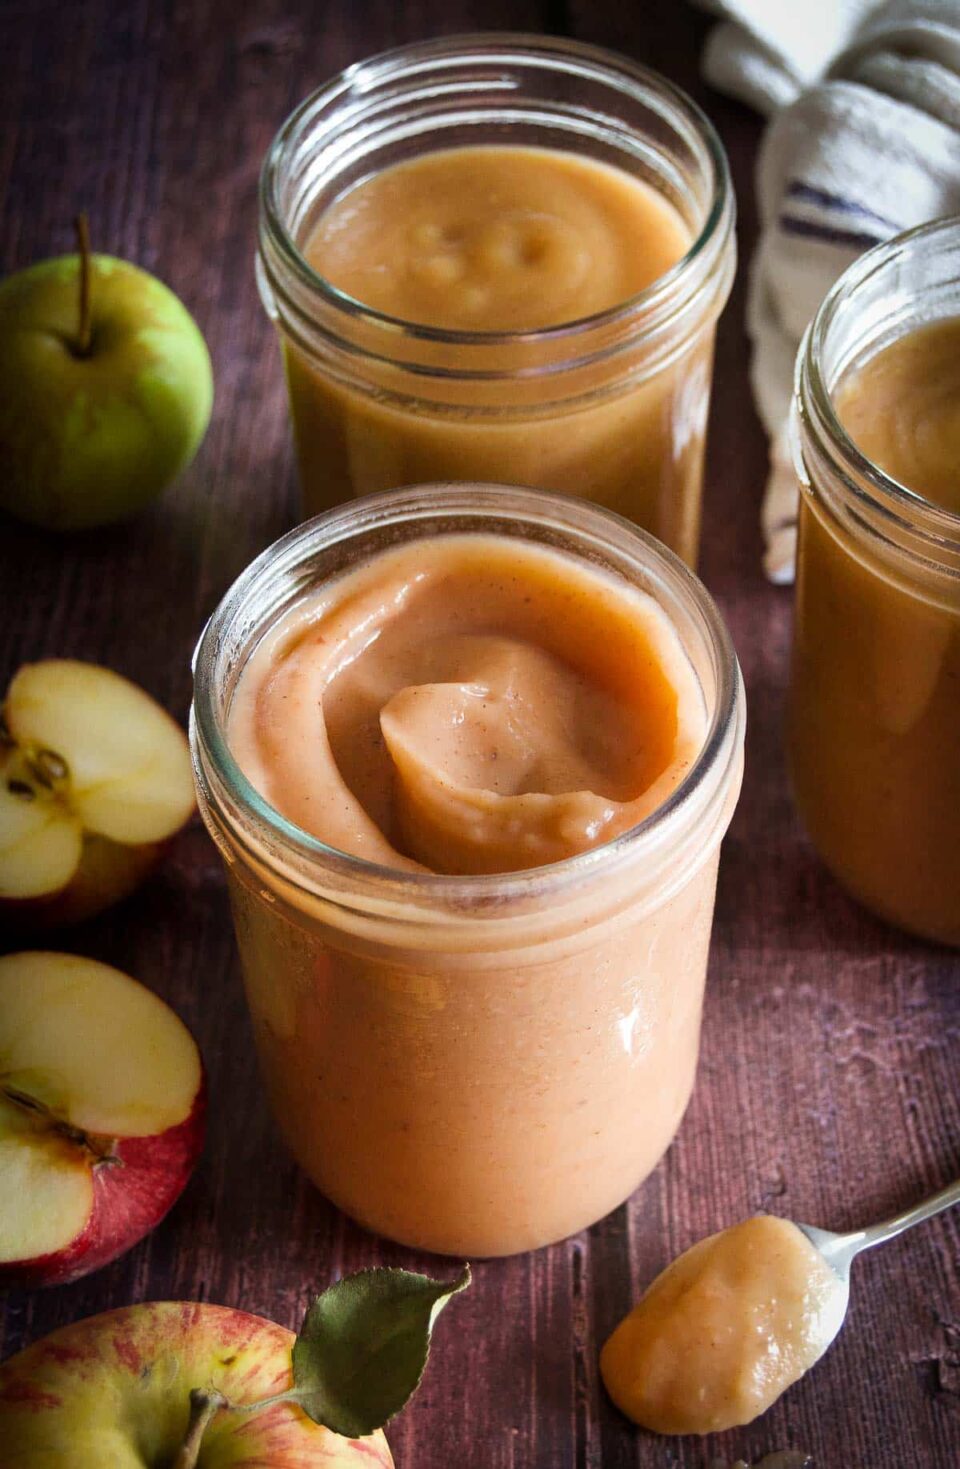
[[779, 214, 890, 249], [785, 181, 899, 234]]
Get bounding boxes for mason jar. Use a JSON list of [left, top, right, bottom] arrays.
[[257, 35, 736, 568], [788, 218, 960, 946], [191, 485, 745, 1255]]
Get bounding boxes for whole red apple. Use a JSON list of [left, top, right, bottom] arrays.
[[0, 1302, 394, 1466]]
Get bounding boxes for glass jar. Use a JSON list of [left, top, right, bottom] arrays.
[[191, 485, 745, 1256], [257, 34, 735, 568], [788, 217, 960, 946]]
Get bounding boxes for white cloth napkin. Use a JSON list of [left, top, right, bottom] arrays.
[[698, 0, 960, 581]]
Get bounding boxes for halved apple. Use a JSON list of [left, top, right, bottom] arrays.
[[0, 658, 195, 926], [0, 950, 206, 1287]]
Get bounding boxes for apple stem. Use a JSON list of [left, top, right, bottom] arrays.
[[171, 1384, 302, 1468], [74, 212, 93, 357], [172, 1387, 228, 1469], [229, 1386, 302, 1414]]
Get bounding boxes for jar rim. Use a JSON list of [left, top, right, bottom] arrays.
[[191, 485, 744, 912], [258, 31, 733, 349], [798, 214, 960, 563]]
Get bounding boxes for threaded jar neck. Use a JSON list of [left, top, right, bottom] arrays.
[[257, 33, 735, 408], [794, 215, 960, 593]]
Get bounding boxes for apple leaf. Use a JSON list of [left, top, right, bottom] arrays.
[[291, 1263, 471, 1438]]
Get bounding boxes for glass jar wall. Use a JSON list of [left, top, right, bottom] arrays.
[[788, 218, 960, 946], [192, 485, 745, 1254], [257, 35, 735, 567]]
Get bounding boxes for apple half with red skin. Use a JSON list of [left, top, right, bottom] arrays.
[[0, 658, 195, 927], [0, 951, 206, 1287], [0, 1301, 394, 1467]]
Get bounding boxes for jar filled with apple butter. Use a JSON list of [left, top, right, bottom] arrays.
[[256, 36, 735, 567], [191, 484, 745, 1257], [787, 218, 960, 945]]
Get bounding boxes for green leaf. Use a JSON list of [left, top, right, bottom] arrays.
[[291, 1263, 471, 1438]]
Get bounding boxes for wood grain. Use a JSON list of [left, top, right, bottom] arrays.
[[1, 3, 958, 1467]]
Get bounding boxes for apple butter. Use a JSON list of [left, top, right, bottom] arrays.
[[192, 487, 745, 1256], [258, 41, 735, 567], [789, 316, 960, 944]]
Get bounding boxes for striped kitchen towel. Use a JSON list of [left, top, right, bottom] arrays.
[[697, 0, 960, 581]]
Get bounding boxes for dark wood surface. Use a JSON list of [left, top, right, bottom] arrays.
[[1, 2, 958, 1465]]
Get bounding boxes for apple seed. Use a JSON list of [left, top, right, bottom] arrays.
[[1, 1082, 118, 1165], [27, 746, 70, 788]]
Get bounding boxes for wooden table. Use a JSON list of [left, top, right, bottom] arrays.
[[2, 3, 958, 1465]]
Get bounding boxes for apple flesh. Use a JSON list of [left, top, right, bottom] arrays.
[[0, 951, 206, 1287], [0, 658, 195, 927], [0, 1301, 394, 1467], [0, 251, 213, 530]]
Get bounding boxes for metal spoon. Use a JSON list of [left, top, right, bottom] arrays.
[[797, 1176, 960, 1299]]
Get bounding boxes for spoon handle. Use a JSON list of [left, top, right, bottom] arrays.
[[854, 1176, 960, 1258]]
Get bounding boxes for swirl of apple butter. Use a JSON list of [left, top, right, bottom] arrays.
[[229, 536, 706, 876]]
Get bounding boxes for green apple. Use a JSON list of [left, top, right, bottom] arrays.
[[0, 247, 213, 530], [0, 1302, 394, 1467]]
